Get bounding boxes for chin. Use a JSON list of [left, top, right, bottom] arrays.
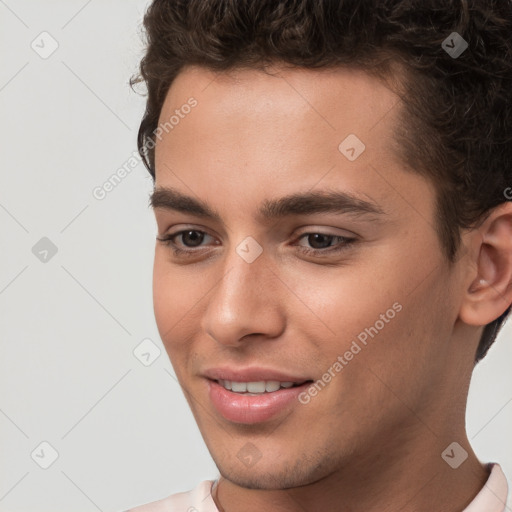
[[215, 453, 329, 490], [220, 469, 306, 490]]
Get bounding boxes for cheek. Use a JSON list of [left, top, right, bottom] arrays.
[[304, 256, 431, 373], [152, 253, 209, 355], [343, 268, 454, 408], [152, 252, 193, 309], [152, 268, 189, 375], [152, 256, 170, 328], [293, 264, 398, 342], [152, 255, 188, 345]]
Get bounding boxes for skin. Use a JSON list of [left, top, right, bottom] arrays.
[[151, 63, 512, 512]]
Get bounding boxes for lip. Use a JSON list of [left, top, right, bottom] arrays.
[[203, 366, 311, 383], [207, 379, 312, 424]]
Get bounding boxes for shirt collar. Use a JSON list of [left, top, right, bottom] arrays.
[[462, 463, 509, 512]]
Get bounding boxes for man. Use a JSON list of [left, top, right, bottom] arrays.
[[127, 0, 512, 510]]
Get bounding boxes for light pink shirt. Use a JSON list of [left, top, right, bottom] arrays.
[[126, 463, 509, 512]]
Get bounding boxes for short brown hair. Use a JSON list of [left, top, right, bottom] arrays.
[[131, 0, 512, 362]]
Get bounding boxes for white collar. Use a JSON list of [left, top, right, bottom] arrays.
[[463, 463, 509, 512]]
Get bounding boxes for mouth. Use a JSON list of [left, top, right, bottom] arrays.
[[206, 378, 314, 424], [215, 378, 310, 395]]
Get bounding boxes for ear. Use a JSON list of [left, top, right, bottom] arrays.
[[459, 201, 512, 326]]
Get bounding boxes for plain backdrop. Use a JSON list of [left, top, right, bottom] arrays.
[[0, 1, 510, 511]]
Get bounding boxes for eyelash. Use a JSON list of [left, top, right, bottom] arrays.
[[156, 229, 357, 258]]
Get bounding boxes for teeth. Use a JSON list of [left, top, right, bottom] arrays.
[[265, 381, 281, 392], [218, 380, 301, 393], [231, 381, 247, 392], [247, 381, 266, 393]]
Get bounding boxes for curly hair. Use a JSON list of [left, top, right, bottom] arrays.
[[131, 0, 512, 363]]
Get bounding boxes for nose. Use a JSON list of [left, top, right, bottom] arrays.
[[200, 245, 286, 347]]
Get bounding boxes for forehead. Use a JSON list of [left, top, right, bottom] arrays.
[[158, 64, 399, 143], [154, 64, 434, 227]]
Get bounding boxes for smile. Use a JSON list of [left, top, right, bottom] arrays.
[[217, 379, 307, 394], [207, 379, 313, 424]]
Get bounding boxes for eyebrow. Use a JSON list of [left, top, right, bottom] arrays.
[[149, 186, 387, 222]]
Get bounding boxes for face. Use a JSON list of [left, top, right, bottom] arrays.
[[152, 64, 467, 489]]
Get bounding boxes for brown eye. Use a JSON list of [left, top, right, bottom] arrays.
[[156, 229, 218, 258], [295, 232, 357, 256], [305, 233, 337, 249], [179, 230, 206, 247]]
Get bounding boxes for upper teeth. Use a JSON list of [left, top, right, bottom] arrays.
[[218, 380, 296, 393]]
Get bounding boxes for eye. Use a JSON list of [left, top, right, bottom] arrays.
[[156, 229, 217, 256], [294, 232, 357, 255], [156, 229, 357, 258]]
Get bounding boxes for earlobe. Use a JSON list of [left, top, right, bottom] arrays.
[[459, 202, 512, 327]]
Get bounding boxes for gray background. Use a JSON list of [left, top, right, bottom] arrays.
[[0, 1, 510, 511]]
